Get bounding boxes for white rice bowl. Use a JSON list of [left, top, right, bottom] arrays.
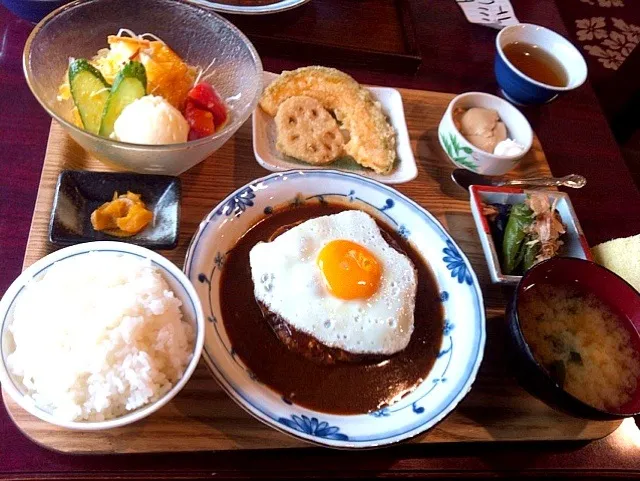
[[5, 252, 195, 422]]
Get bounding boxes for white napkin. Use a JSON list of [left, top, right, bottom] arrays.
[[456, 0, 519, 29]]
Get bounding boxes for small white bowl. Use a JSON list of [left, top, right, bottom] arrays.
[[252, 72, 417, 184], [469, 186, 592, 284], [0, 241, 205, 430], [438, 92, 533, 175]]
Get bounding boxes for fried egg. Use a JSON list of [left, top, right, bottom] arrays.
[[249, 210, 417, 355]]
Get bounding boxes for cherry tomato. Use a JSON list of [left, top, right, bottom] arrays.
[[184, 100, 214, 140], [187, 82, 228, 128]]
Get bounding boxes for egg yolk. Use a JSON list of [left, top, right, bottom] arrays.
[[316, 240, 381, 300]]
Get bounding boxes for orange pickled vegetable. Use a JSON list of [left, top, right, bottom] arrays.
[[90, 191, 153, 237], [116, 203, 153, 233]]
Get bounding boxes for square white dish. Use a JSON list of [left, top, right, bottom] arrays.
[[252, 71, 417, 184], [469, 185, 592, 285]]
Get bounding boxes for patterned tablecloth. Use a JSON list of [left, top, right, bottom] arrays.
[[559, 0, 640, 76]]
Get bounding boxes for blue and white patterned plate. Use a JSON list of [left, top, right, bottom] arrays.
[[184, 170, 485, 448]]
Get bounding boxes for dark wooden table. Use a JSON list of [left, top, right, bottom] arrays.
[[1, 1, 640, 479]]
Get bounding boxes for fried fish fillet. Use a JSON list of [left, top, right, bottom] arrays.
[[260, 66, 396, 174]]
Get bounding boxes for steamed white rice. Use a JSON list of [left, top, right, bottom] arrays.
[[6, 252, 194, 422]]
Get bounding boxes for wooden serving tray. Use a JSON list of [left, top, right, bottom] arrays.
[[3, 88, 621, 453]]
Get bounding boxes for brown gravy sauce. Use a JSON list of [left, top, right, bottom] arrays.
[[219, 203, 444, 414]]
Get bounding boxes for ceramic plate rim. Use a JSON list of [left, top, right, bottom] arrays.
[[185, 0, 310, 15]]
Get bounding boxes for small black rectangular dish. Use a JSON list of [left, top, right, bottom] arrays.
[[49, 170, 181, 249]]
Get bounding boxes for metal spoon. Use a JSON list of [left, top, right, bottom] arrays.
[[451, 169, 587, 191]]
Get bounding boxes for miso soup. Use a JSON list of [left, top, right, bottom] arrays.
[[519, 283, 640, 411]]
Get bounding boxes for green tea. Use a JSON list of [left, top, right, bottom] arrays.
[[503, 42, 568, 88]]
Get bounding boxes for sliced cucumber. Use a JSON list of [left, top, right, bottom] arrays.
[[99, 61, 147, 138], [68, 59, 110, 135]]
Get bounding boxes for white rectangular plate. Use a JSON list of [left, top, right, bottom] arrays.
[[252, 71, 417, 184]]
